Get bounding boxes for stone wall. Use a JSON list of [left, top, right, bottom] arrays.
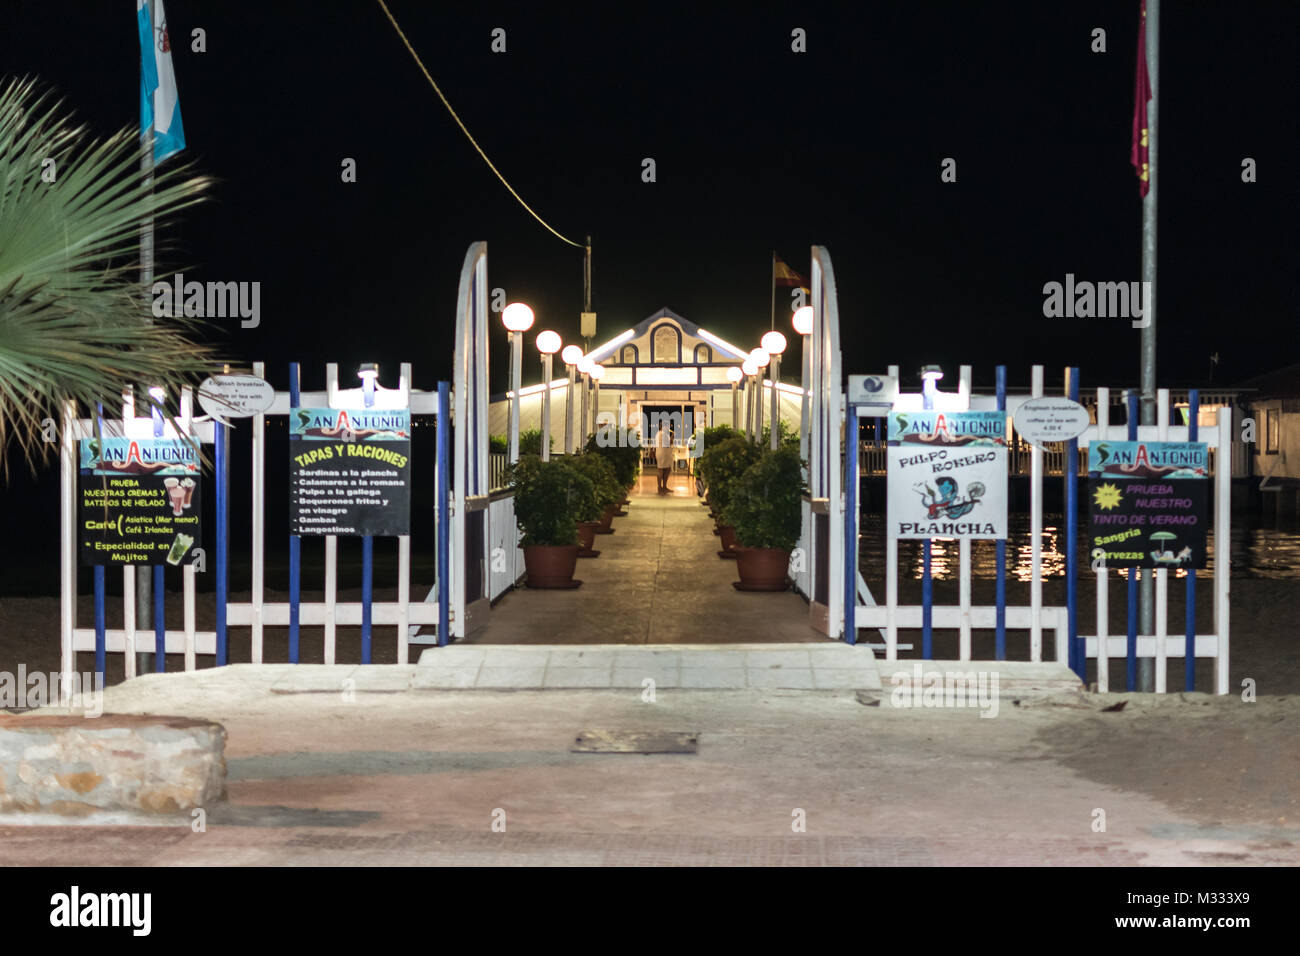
[[0, 714, 226, 815]]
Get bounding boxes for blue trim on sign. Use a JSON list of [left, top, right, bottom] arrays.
[[1125, 390, 1139, 691], [995, 366, 1007, 660], [154, 564, 165, 672], [921, 383, 933, 659]]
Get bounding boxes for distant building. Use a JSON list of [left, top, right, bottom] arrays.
[[1237, 362, 1300, 485]]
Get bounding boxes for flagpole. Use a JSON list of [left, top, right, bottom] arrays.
[[136, 0, 157, 675], [1138, 0, 1159, 691]]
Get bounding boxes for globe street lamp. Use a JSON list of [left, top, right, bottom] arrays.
[[726, 365, 743, 430], [501, 303, 535, 462], [761, 330, 787, 449], [536, 330, 562, 461], [561, 344, 584, 454]]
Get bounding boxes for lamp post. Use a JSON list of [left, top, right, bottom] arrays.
[[726, 365, 743, 430], [502, 303, 535, 463], [749, 347, 771, 442], [761, 330, 787, 450], [561, 344, 583, 455], [589, 363, 606, 441], [536, 330, 562, 461], [741, 358, 758, 439], [577, 357, 594, 446], [792, 305, 813, 462]]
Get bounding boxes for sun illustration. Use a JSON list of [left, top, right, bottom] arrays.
[[1093, 483, 1122, 511]]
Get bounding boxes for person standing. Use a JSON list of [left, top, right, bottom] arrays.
[[655, 423, 674, 494]]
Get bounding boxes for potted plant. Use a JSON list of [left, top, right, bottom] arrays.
[[722, 445, 806, 589], [698, 436, 761, 556], [509, 456, 594, 588], [568, 453, 621, 555], [584, 435, 639, 508]]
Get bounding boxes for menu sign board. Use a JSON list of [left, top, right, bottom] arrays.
[[886, 411, 1008, 539], [78, 437, 203, 566], [1087, 440, 1209, 569], [289, 407, 411, 536]]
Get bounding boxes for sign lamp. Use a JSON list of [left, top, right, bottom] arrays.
[[792, 306, 814, 336], [502, 302, 535, 332], [749, 347, 771, 369], [561, 344, 584, 366], [760, 330, 787, 356], [725, 365, 743, 383], [536, 330, 562, 354]]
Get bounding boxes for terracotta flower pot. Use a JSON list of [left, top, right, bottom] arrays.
[[718, 524, 737, 552], [577, 521, 600, 556], [524, 545, 580, 588], [733, 546, 792, 590], [595, 504, 616, 534]]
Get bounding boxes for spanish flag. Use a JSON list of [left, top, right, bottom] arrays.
[[1130, 0, 1151, 197], [772, 253, 807, 288]]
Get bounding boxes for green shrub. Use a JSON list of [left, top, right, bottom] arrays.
[[566, 453, 622, 521], [508, 456, 593, 547], [584, 433, 640, 488], [697, 435, 762, 517], [489, 434, 509, 455], [722, 445, 806, 551], [518, 428, 552, 457]]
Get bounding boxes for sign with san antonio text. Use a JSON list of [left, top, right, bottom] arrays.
[[78, 437, 203, 566], [1087, 440, 1208, 569], [886, 411, 1008, 539], [289, 407, 411, 536]]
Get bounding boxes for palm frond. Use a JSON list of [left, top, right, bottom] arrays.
[[0, 77, 220, 477]]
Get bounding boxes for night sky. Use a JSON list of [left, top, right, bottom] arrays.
[[2, 0, 1295, 393]]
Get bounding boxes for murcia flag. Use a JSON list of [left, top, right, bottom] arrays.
[[138, 0, 186, 163], [1130, 0, 1151, 197]]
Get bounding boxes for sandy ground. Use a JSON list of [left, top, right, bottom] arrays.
[[1, 675, 1295, 865]]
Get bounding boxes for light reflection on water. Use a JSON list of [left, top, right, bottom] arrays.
[[858, 513, 1300, 581]]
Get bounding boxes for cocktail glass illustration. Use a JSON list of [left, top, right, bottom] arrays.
[[166, 533, 195, 566], [164, 478, 185, 516]]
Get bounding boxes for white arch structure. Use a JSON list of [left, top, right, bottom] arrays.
[[451, 241, 492, 637], [801, 245, 845, 637]]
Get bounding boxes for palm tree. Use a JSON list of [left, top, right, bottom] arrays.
[[0, 77, 217, 477]]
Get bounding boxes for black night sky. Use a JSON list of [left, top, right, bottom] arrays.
[[2, 0, 1295, 397]]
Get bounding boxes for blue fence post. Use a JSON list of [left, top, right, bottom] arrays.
[[288, 363, 302, 663], [1126, 390, 1139, 691], [921, 381, 933, 659], [215, 417, 229, 666], [1186, 389, 1200, 691], [360, 364, 375, 663], [93, 403, 106, 679], [995, 366, 1007, 660], [1066, 367, 1081, 679], [152, 393, 165, 672], [437, 381, 451, 647], [845, 405, 858, 645]]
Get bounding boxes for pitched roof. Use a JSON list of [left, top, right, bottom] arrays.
[[586, 307, 749, 362]]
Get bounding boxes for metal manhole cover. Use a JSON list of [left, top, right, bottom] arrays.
[[571, 731, 698, 754]]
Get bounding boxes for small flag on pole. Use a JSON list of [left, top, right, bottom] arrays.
[[1130, 0, 1151, 197], [772, 254, 807, 288], [138, 0, 186, 163]]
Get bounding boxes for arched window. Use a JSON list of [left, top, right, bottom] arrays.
[[694, 344, 712, 364], [653, 325, 679, 363], [621, 345, 638, 364]]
